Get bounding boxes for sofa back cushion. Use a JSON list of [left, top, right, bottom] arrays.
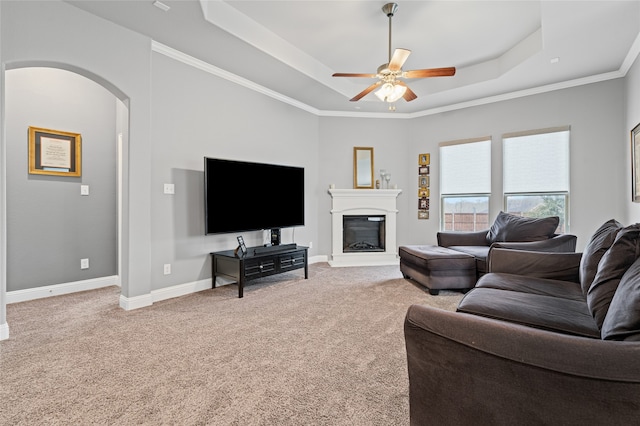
[[601, 256, 640, 340], [587, 224, 640, 329], [486, 211, 559, 244], [579, 219, 623, 295]]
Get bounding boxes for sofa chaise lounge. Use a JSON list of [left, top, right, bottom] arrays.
[[403, 219, 640, 425], [400, 212, 577, 295]]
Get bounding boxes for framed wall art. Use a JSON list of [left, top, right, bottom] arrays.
[[417, 152, 431, 219], [418, 153, 430, 165], [632, 122, 640, 202], [28, 126, 82, 177]]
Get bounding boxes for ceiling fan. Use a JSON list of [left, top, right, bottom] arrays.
[[332, 2, 456, 108]]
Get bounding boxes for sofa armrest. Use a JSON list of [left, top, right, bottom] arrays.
[[437, 230, 488, 247], [404, 304, 640, 425], [487, 248, 582, 282], [491, 233, 577, 252]]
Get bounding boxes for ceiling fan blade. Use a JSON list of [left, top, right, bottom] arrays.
[[404, 67, 456, 79], [388, 48, 411, 72], [332, 73, 377, 78], [350, 81, 382, 102], [396, 81, 417, 102]]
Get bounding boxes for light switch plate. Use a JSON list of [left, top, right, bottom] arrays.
[[163, 184, 175, 194], [80, 185, 89, 196]]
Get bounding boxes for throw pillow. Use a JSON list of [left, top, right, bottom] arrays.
[[485, 211, 559, 244], [587, 224, 640, 329], [579, 219, 623, 295], [601, 256, 640, 341]]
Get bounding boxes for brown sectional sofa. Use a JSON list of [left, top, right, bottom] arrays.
[[404, 219, 640, 425], [437, 211, 577, 276]]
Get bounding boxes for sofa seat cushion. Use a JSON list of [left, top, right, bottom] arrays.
[[476, 272, 584, 301], [457, 287, 600, 338], [486, 211, 559, 244], [447, 245, 489, 274]]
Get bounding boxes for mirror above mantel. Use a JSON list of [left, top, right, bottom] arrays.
[[353, 147, 374, 189]]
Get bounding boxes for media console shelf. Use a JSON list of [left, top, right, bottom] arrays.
[[211, 245, 308, 298]]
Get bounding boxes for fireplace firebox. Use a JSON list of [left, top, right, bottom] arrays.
[[343, 215, 386, 252]]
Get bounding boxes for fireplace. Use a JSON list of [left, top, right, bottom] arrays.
[[328, 188, 402, 267], [343, 215, 385, 252]]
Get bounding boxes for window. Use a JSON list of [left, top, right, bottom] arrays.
[[440, 138, 491, 231], [503, 127, 570, 233]]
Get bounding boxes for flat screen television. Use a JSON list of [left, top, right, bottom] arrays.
[[204, 157, 305, 235]]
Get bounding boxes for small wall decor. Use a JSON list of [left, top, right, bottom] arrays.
[[28, 126, 82, 177], [632, 123, 640, 202], [418, 153, 430, 219]]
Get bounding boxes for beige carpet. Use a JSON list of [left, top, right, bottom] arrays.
[[0, 263, 463, 425]]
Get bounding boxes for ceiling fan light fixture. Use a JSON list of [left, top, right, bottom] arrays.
[[375, 82, 406, 102]]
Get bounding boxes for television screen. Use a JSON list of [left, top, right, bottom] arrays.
[[204, 157, 305, 235]]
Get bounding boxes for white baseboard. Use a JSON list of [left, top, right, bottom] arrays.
[[7, 257, 329, 313], [0, 322, 9, 341], [309, 254, 328, 264], [6, 275, 119, 304], [151, 278, 211, 303], [119, 292, 153, 310]]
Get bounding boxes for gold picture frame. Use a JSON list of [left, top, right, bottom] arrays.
[[632, 123, 640, 202], [353, 147, 374, 189], [419, 175, 429, 188], [28, 126, 82, 177], [418, 153, 430, 165]]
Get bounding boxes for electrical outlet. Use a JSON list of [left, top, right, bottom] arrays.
[[163, 184, 175, 194], [81, 258, 89, 269], [163, 263, 171, 275], [309, 241, 313, 248]]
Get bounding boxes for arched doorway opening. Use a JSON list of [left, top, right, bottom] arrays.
[[1, 63, 130, 339]]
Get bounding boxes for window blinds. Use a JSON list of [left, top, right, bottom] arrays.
[[503, 128, 569, 193], [440, 139, 491, 195]]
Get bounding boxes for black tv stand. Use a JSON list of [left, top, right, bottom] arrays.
[[211, 244, 308, 298]]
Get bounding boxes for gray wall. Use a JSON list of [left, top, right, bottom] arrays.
[[1, 0, 154, 302], [0, 0, 637, 325], [317, 80, 626, 253], [626, 53, 640, 222], [148, 52, 319, 290], [5, 67, 117, 291]]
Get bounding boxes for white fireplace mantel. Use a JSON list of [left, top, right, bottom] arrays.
[[328, 189, 402, 267]]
